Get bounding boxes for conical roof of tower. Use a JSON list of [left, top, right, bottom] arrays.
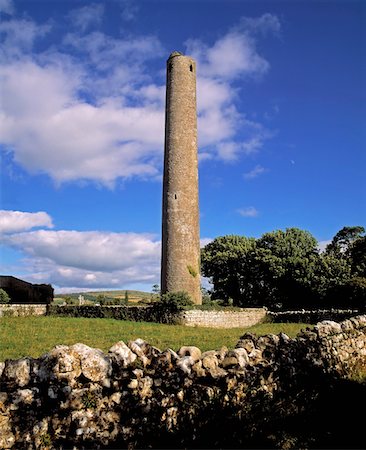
[[168, 51, 184, 59]]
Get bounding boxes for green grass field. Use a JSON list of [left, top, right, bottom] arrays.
[[0, 316, 309, 361]]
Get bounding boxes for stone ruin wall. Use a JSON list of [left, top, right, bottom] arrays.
[[0, 305, 48, 318], [183, 308, 267, 328], [0, 315, 365, 448]]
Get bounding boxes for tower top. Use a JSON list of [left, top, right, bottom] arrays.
[[168, 51, 184, 60]]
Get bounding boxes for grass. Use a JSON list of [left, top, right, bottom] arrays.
[[0, 316, 309, 361]]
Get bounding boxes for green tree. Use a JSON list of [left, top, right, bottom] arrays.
[[350, 236, 366, 277], [249, 228, 321, 308], [325, 226, 365, 258], [201, 235, 256, 304], [0, 288, 11, 304], [124, 290, 129, 302]]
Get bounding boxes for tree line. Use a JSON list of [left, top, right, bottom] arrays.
[[201, 226, 366, 310]]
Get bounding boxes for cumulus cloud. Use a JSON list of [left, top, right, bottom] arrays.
[[68, 3, 104, 32], [1, 225, 161, 289], [187, 32, 269, 81], [2, 230, 160, 272], [237, 206, 259, 218], [0, 210, 54, 234], [243, 164, 267, 180], [0, 11, 278, 185], [188, 14, 279, 161], [0, 209, 215, 290], [186, 13, 280, 82], [0, 18, 50, 59]]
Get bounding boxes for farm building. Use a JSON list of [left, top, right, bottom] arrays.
[[0, 276, 53, 304]]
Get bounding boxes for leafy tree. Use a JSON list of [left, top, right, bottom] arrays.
[[0, 288, 10, 304], [313, 254, 351, 307], [201, 235, 256, 304], [124, 290, 129, 302], [350, 236, 366, 277], [249, 228, 321, 308], [325, 226, 365, 258], [202, 226, 365, 310]]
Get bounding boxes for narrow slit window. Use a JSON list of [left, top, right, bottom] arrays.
[[174, 194, 177, 200], [190, 64, 193, 72]]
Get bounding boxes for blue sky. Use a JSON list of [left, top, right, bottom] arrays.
[[0, 0, 365, 293]]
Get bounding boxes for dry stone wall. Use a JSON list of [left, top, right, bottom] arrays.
[[47, 305, 268, 328], [183, 308, 267, 328], [0, 315, 365, 449], [0, 304, 48, 318]]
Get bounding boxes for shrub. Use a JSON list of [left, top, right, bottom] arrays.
[[150, 291, 193, 324], [0, 288, 10, 304]]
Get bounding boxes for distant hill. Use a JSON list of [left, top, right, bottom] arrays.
[[54, 289, 154, 304]]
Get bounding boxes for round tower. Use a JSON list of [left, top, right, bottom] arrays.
[[161, 52, 202, 304]]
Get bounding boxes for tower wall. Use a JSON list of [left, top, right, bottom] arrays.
[[161, 53, 201, 304]]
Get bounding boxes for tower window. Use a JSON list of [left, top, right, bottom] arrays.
[[190, 64, 193, 72], [174, 194, 177, 200]]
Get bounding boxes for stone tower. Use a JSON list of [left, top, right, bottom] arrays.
[[161, 51, 202, 305]]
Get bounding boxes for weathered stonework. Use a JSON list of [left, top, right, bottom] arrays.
[[0, 315, 365, 448], [0, 304, 47, 317], [182, 308, 267, 328], [161, 52, 201, 304]]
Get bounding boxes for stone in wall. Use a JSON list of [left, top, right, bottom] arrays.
[[0, 315, 365, 448], [182, 308, 267, 328]]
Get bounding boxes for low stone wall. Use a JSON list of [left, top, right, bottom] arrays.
[[183, 308, 267, 328], [0, 304, 48, 317], [0, 315, 365, 449], [48, 305, 267, 328], [269, 308, 361, 323]]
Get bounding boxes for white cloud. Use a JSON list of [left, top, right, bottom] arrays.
[[1, 227, 161, 289], [186, 17, 275, 81], [0, 0, 14, 15], [237, 206, 259, 218], [236, 13, 281, 37], [0, 210, 54, 234], [0, 18, 51, 59], [68, 3, 104, 32], [2, 230, 160, 272], [0, 59, 164, 185], [243, 164, 267, 180], [0, 12, 279, 185], [119, 0, 139, 21]]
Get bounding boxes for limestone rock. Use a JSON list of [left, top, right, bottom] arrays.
[[315, 320, 342, 337], [127, 339, 149, 366], [71, 343, 112, 384], [178, 346, 201, 361], [109, 341, 137, 367], [3, 358, 31, 387], [236, 334, 256, 353], [202, 354, 227, 378], [38, 345, 81, 384], [177, 356, 195, 374]]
